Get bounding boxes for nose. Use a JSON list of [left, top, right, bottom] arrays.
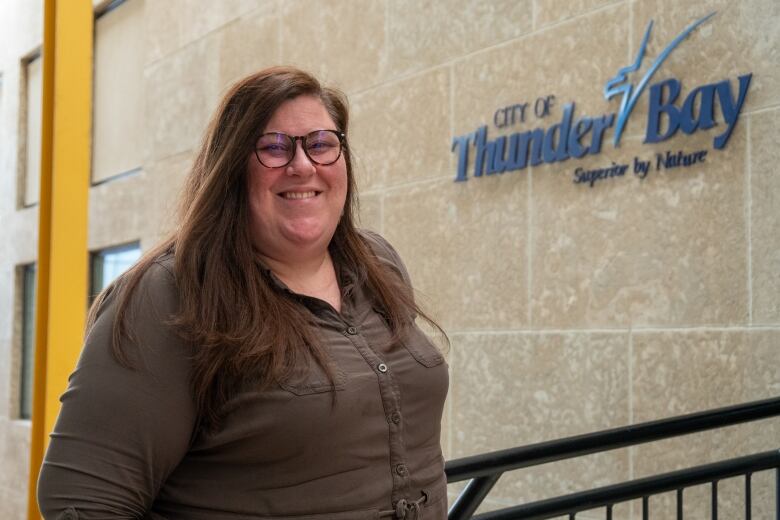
[[285, 139, 316, 176]]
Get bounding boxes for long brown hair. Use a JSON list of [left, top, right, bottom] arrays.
[[88, 67, 444, 431]]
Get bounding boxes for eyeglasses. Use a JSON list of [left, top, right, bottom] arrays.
[[254, 129, 345, 168]]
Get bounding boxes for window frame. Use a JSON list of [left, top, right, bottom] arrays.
[[15, 263, 37, 421], [18, 48, 43, 209], [91, 0, 144, 186], [89, 241, 142, 302]]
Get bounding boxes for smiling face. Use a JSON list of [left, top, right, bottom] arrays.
[[246, 95, 348, 261]]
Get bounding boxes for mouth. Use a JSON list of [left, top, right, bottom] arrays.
[[279, 190, 321, 200]]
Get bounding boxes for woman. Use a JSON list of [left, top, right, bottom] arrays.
[[38, 67, 449, 519]]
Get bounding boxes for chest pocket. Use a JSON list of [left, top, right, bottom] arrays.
[[402, 322, 445, 368], [278, 359, 348, 396], [371, 306, 445, 369]]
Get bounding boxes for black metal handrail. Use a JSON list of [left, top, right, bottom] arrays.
[[473, 451, 780, 520], [446, 396, 780, 519]]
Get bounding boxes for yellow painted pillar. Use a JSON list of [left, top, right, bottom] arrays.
[[28, 1, 93, 518]]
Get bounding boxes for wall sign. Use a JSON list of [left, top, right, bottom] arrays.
[[451, 12, 752, 187]]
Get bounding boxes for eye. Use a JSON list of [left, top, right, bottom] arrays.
[[306, 132, 339, 155], [257, 134, 291, 157]]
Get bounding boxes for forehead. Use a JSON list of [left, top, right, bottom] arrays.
[[263, 95, 336, 135]]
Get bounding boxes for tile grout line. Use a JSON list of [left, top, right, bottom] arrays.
[[746, 116, 752, 325], [626, 5, 635, 491], [628, 326, 635, 483], [526, 165, 533, 326], [743, 104, 780, 116], [144, 7, 264, 72], [447, 345, 454, 461], [449, 63, 455, 184], [628, 0, 634, 63], [384, 0, 390, 80], [276, 0, 283, 64], [379, 191, 385, 236], [361, 174, 454, 196], [348, 0, 626, 99], [444, 324, 780, 336]]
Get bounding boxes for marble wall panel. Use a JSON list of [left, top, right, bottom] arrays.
[[452, 4, 629, 140], [0, 421, 32, 520], [142, 150, 194, 246], [356, 192, 381, 234], [350, 68, 451, 191], [145, 0, 266, 64], [280, 0, 387, 94], [217, 10, 280, 89], [88, 173, 146, 251], [535, 0, 623, 29], [388, 0, 533, 78], [384, 176, 528, 331], [0, 422, 31, 495], [750, 110, 780, 324], [449, 332, 630, 508], [0, 484, 26, 520], [1, 209, 38, 267], [621, 0, 780, 140], [632, 329, 780, 519], [531, 125, 748, 328], [144, 33, 222, 162], [0, 265, 23, 419]]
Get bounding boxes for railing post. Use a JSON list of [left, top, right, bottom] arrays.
[[775, 467, 779, 520], [711, 480, 718, 520], [676, 488, 683, 520], [448, 473, 501, 520]]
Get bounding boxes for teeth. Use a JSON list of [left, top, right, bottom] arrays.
[[283, 191, 317, 200]]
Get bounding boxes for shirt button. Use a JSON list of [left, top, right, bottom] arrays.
[[396, 464, 408, 476], [390, 411, 401, 424], [347, 326, 358, 335], [377, 363, 388, 373]]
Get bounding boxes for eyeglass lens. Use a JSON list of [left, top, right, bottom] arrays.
[[255, 130, 342, 168]]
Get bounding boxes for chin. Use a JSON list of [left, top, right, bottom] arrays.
[[282, 224, 333, 248]]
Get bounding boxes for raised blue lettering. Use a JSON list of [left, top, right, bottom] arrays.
[[588, 114, 614, 154], [494, 108, 507, 128], [645, 78, 682, 143], [473, 126, 489, 177], [488, 137, 506, 174], [452, 133, 472, 182], [713, 73, 751, 149], [542, 103, 574, 163], [568, 118, 592, 159], [680, 83, 716, 134]]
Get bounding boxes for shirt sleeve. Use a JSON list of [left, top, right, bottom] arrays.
[[358, 229, 414, 287], [37, 261, 197, 519]]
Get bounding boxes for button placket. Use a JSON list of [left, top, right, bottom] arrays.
[[341, 319, 412, 502]]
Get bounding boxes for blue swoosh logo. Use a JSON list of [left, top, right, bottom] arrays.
[[605, 12, 716, 146]]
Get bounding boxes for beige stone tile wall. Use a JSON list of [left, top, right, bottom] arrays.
[[0, 0, 43, 517], [0, 0, 778, 518], [751, 109, 780, 324], [449, 332, 630, 513]]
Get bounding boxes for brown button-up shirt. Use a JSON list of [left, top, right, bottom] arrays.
[[38, 231, 449, 519]]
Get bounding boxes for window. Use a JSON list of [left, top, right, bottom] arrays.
[[92, 0, 144, 183], [0, 73, 4, 157], [22, 52, 42, 206], [90, 242, 142, 299], [19, 264, 36, 420]]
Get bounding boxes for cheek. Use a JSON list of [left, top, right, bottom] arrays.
[[329, 163, 349, 199], [247, 166, 276, 201]]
